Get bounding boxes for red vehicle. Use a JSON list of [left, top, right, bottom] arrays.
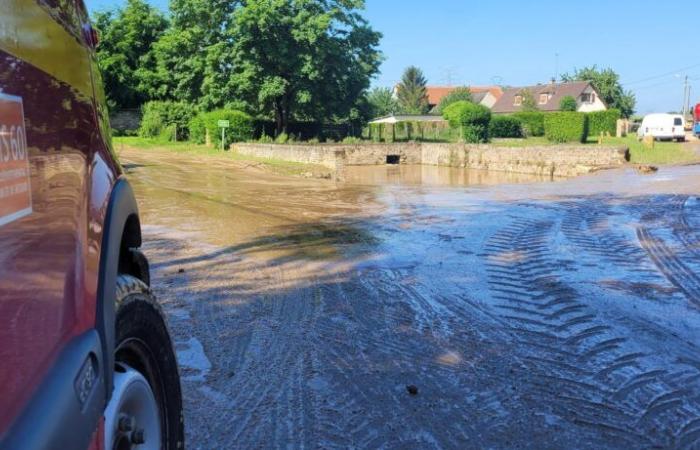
[[695, 104, 700, 137], [1, 1, 183, 449]]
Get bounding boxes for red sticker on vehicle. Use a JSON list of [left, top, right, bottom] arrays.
[[0, 94, 32, 227]]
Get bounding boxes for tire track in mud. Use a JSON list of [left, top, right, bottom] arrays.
[[484, 216, 700, 448], [637, 195, 700, 310]]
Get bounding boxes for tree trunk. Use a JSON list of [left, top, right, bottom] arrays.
[[274, 99, 284, 136]]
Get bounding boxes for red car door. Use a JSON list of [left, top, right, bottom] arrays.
[[0, 1, 107, 447]]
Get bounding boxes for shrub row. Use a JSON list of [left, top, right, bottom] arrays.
[[138, 101, 196, 141], [544, 112, 588, 143], [489, 115, 523, 138], [442, 101, 491, 143], [189, 109, 253, 148], [512, 111, 545, 137], [587, 109, 621, 137]]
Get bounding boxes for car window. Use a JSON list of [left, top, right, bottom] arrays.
[[674, 118, 683, 126]]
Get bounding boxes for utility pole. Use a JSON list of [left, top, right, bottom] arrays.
[[682, 75, 689, 118]]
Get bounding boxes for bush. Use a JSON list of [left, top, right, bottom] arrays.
[[139, 101, 196, 141], [587, 109, 621, 137], [435, 87, 472, 114], [190, 109, 253, 148], [257, 134, 274, 143], [442, 101, 491, 143], [342, 136, 362, 144], [489, 115, 523, 138], [512, 111, 545, 137], [275, 132, 290, 144], [544, 112, 589, 143], [559, 96, 578, 112]]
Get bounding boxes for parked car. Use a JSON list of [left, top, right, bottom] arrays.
[[1, 2, 183, 449], [637, 113, 686, 142], [694, 104, 700, 137]]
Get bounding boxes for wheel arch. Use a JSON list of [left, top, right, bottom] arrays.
[[97, 177, 149, 400]]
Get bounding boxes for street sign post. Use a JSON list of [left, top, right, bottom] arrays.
[[218, 120, 230, 151]]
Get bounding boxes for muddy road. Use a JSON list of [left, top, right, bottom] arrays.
[[120, 147, 700, 449]]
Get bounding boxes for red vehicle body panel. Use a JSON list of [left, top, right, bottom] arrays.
[[0, 0, 120, 444], [695, 104, 700, 122]]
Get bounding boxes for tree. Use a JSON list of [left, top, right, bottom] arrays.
[[92, 0, 168, 110], [367, 87, 398, 118], [138, 0, 240, 109], [228, 0, 382, 134], [559, 95, 577, 111], [520, 90, 539, 112], [396, 66, 429, 114], [561, 66, 636, 118], [435, 86, 472, 114]]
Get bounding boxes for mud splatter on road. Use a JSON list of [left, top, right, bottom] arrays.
[[120, 148, 700, 449]]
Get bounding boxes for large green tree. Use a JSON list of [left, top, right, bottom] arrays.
[[138, 0, 240, 108], [561, 66, 636, 117], [228, 0, 382, 134], [92, 0, 167, 110], [367, 87, 398, 118], [396, 66, 429, 114]]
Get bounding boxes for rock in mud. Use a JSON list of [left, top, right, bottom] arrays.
[[637, 165, 658, 174], [406, 385, 419, 396]]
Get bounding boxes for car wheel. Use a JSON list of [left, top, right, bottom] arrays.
[[104, 274, 184, 450]]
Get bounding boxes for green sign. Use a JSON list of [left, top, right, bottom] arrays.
[[218, 120, 230, 128]]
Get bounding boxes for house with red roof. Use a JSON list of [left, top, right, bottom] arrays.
[[426, 86, 504, 111]]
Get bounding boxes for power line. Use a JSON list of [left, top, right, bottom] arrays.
[[623, 62, 700, 86]]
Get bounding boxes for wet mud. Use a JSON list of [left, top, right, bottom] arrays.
[[120, 148, 700, 449]]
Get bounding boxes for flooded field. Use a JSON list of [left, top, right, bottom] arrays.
[[120, 147, 700, 449]]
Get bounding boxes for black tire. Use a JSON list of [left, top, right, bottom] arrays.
[[115, 274, 185, 449]]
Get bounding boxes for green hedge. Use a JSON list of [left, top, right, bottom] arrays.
[[512, 111, 545, 137], [587, 109, 621, 137], [189, 109, 253, 148], [489, 115, 523, 138], [443, 101, 491, 143], [139, 101, 196, 141], [544, 112, 588, 143]]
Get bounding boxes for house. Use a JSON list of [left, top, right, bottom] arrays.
[[426, 86, 504, 111], [491, 81, 606, 114]]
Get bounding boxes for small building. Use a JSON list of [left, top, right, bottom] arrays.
[[369, 114, 447, 124], [426, 86, 504, 111], [491, 81, 606, 114]]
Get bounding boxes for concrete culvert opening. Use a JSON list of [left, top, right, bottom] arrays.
[[386, 155, 400, 165]]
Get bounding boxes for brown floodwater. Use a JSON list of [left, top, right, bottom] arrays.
[[340, 164, 553, 186], [117, 146, 700, 449]]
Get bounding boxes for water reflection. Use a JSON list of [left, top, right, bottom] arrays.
[[341, 164, 554, 187]]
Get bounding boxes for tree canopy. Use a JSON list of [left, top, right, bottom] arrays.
[[396, 66, 429, 114], [228, 0, 382, 133], [561, 66, 636, 118], [367, 87, 398, 118], [93, 0, 381, 132], [92, 0, 168, 109]]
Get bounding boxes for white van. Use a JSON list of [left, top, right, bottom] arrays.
[[637, 113, 686, 141]]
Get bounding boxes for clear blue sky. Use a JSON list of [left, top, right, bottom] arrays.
[[86, 0, 700, 114]]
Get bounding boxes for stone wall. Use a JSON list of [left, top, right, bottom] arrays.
[[233, 142, 629, 178], [110, 109, 142, 132]]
